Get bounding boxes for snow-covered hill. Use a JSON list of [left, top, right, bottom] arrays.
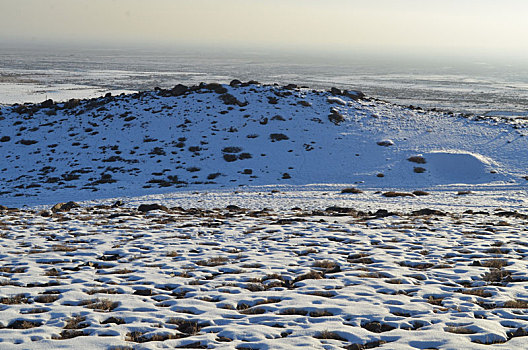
[[0, 81, 527, 207]]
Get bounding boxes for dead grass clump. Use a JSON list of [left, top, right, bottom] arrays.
[[101, 316, 125, 325], [314, 330, 347, 341], [280, 308, 308, 316], [312, 260, 338, 269], [52, 244, 77, 252], [408, 156, 426, 164], [54, 330, 86, 340], [293, 270, 323, 283], [7, 319, 43, 329], [502, 299, 528, 308], [482, 268, 512, 284], [456, 289, 492, 298], [361, 321, 396, 333], [196, 256, 229, 267], [167, 318, 201, 335], [34, 294, 60, 303], [309, 310, 334, 317], [80, 298, 119, 312], [21, 307, 48, 314], [239, 307, 267, 315], [85, 288, 120, 295], [444, 326, 477, 334], [126, 331, 181, 343], [481, 259, 508, 268], [305, 290, 337, 298], [44, 268, 60, 276], [427, 296, 444, 306], [341, 187, 363, 194], [347, 253, 374, 264], [64, 315, 88, 329], [1, 294, 29, 305], [382, 191, 414, 198], [346, 340, 387, 350]]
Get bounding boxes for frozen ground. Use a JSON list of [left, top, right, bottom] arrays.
[[1, 82, 528, 349], [1, 202, 528, 349]]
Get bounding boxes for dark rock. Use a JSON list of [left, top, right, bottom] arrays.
[[330, 87, 342, 95], [328, 110, 345, 125], [343, 90, 365, 100], [412, 208, 446, 216], [0, 205, 7, 211], [137, 203, 168, 212], [51, 201, 80, 213], [284, 84, 298, 90], [40, 99, 54, 108], [223, 154, 238, 162], [167, 84, 188, 97], [0, 136, 10, 142], [269, 133, 289, 141], [204, 83, 228, 94], [112, 200, 124, 208], [19, 139, 38, 145], [219, 93, 247, 107], [229, 79, 242, 87], [133, 288, 153, 296]]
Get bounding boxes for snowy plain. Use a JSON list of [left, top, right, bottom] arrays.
[[1, 82, 528, 349]]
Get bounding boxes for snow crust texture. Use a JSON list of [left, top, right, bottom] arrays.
[[1, 205, 528, 349]]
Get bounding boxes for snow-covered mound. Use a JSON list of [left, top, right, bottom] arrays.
[[0, 81, 527, 206]]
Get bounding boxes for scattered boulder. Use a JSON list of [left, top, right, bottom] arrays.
[[328, 109, 345, 125], [377, 140, 394, 147], [270, 133, 289, 141], [343, 90, 365, 100], [204, 83, 228, 94], [0, 136, 10, 142], [51, 201, 80, 213], [137, 203, 168, 213], [408, 156, 427, 164], [229, 79, 242, 87], [219, 93, 247, 107], [341, 187, 363, 194], [330, 87, 342, 95], [40, 99, 54, 108]]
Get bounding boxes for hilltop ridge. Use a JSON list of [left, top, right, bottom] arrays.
[[1, 81, 527, 206]]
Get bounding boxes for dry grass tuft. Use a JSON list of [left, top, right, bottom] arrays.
[[481, 259, 508, 268], [166, 318, 202, 335], [34, 294, 60, 303], [64, 315, 88, 329], [456, 289, 492, 298], [294, 270, 323, 283], [444, 326, 477, 334], [80, 298, 119, 312], [196, 256, 229, 267], [314, 330, 347, 341], [312, 260, 338, 269], [502, 299, 528, 308], [126, 331, 181, 343], [1, 294, 29, 305]]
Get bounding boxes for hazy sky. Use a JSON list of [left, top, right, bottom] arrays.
[[1, 0, 527, 56]]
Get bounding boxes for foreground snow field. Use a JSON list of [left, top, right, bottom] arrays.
[[1, 82, 527, 349], [1, 203, 528, 349]]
